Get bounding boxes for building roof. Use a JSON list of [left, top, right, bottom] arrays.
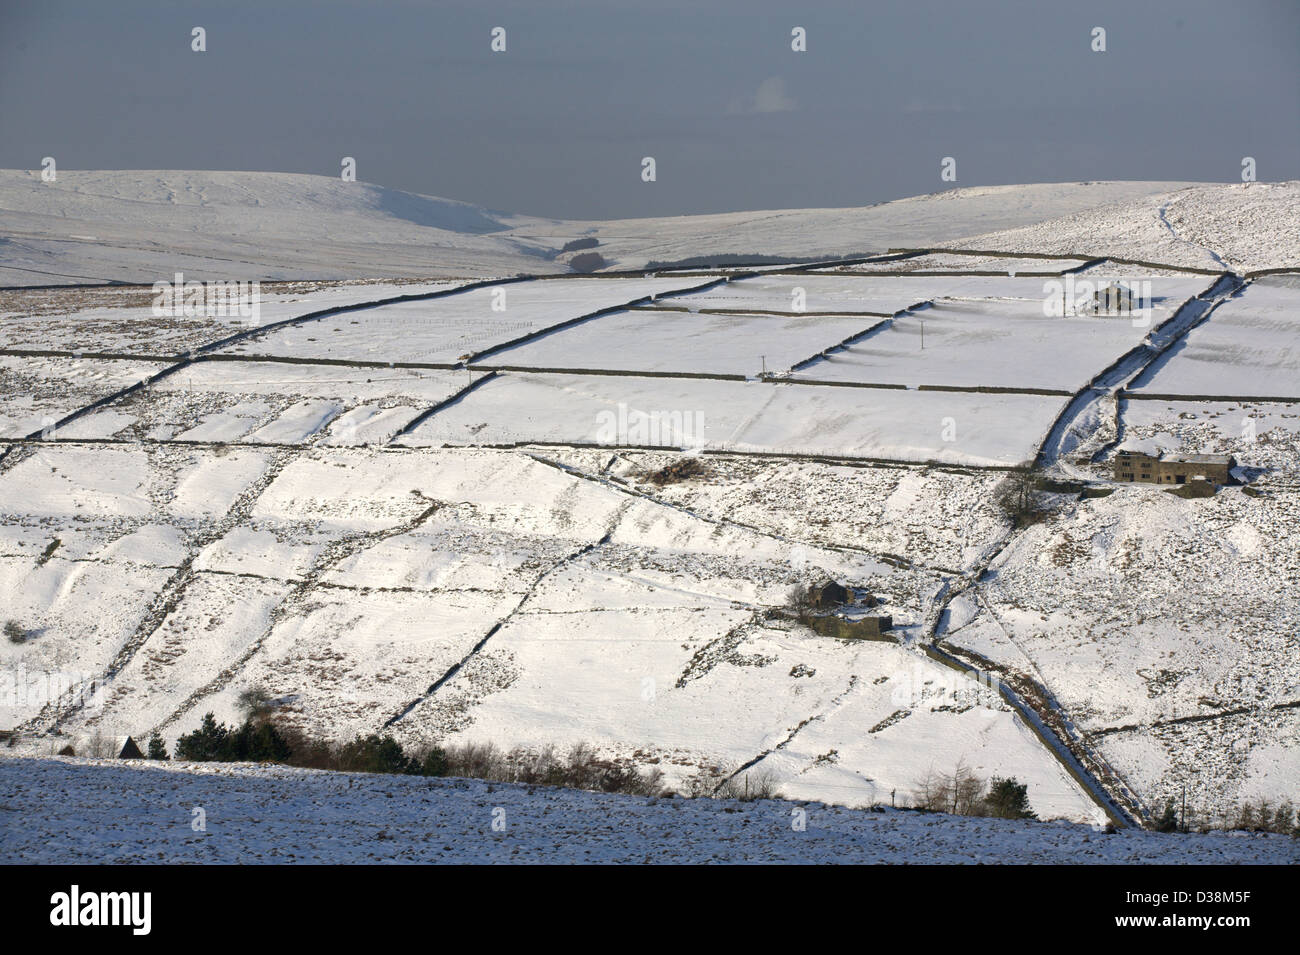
[[1116, 436, 1168, 456], [1115, 440, 1233, 465]]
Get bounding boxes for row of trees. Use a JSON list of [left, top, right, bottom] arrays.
[[1153, 797, 1300, 836], [165, 691, 666, 796], [173, 712, 449, 777], [103, 710, 1300, 838], [913, 763, 1038, 819]]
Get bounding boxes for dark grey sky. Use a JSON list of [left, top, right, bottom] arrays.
[[2, 0, 1297, 219]]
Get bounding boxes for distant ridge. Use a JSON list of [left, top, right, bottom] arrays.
[[1, 171, 1295, 285]]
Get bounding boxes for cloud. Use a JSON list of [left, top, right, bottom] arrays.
[[744, 76, 797, 114]]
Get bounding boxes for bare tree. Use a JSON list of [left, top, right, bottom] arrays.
[[994, 472, 1039, 528], [786, 583, 814, 621], [912, 760, 986, 815], [86, 730, 113, 759], [717, 768, 783, 802]]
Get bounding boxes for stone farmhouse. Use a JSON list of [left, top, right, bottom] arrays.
[[1113, 445, 1236, 485]]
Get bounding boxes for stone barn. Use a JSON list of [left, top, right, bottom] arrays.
[[1092, 283, 1138, 314], [808, 580, 879, 610], [809, 580, 851, 609]]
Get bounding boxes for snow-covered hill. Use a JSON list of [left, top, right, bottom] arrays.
[[939, 182, 1300, 275], [0, 170, 559, 284], [3, 755, 1293, 864], [5, 171, 1272, 286], [2, 175, 1298, 840]]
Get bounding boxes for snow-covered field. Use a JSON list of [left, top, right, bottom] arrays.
[[96, 361, 466, 446], [790, 277, 1208, 392], [394, 373, 1067, 465], [471, 307, 871, 378], [1131, 276, 1300, 398], [3, 755, 1294, 864], [0, 280, 467, 355], [1, 177, 1298, 848], [218, 277, 711, 366], [0, 355, 167, 438]]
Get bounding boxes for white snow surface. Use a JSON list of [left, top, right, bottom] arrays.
[[3, 178, 1299, 846], [395, 372, 1066, 465], [2, 755, 1294, 864], [10, 172, 1290, 285], [1131, 276, 1300, 398]]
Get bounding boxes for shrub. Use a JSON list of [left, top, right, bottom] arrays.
[[440, 742, 665, 795], [175, 712, 291, 763], [983, 777, 1038, 820], [172, 715, 664, 794], [4, 620, 26, 644], [336, 734, 419, 775], [442, 741, 506, 781], [1153, 799, 1179, 832], [1166, 480, 1218, 499], [175, 713, 232, 761], [147, 733, 169, 761], [561, 237, 599, 253]]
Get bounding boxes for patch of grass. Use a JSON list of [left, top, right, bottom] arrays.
[[644, 458, 706, 486], [1165, 480, 1218, 499], [36, 538, 61, 566]]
